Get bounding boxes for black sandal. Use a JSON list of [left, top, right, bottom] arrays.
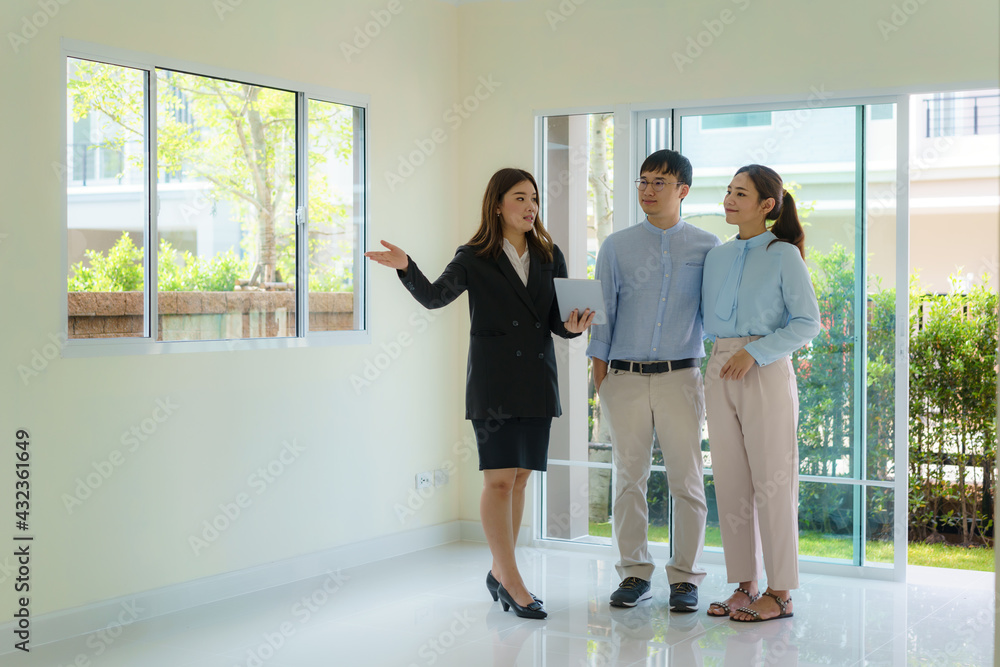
[[732, 591, 793, 622], [707, 587, 758, 616]]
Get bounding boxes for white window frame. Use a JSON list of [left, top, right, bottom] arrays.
[[60, 39, 370, 357]]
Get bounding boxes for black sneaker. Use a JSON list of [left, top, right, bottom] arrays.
[[610, 577, 652, 607], [669, 582, 698, 612]]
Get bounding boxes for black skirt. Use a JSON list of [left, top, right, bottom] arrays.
[[472, 417, 552, 471]]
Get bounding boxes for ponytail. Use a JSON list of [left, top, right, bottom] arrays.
[[735, 164, 806, 259], [768, 190, 805, 259]]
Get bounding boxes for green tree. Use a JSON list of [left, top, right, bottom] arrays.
[[909, 274, 997, 544], [69, 60, 354, 290]]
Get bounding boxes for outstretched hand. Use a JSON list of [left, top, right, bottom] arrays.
[[364, 240, 408, 271], [564, 308, 596, 334]]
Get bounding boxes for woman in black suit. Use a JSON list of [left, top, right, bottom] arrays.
[[365, 168, 594, 619]]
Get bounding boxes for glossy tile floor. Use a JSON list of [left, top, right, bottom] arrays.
[[6, 542, 995, 666]]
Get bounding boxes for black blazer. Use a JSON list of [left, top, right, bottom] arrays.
[[398, 244, 580, 420]]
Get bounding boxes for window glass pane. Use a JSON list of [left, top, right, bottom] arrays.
[[646, 468, 670, 545], [701, 111, 772, 130], [704, 474, 722, 550], [66, 58, 146, 339], [908, 89, 998, 552], [155, 69, 296, 341], [540, 119, 615, 547], [922, 91, 999, 138], [307, 99, 363, 332], [540, 113, 613, 461], [866, 487, 893, 565], [870, 104, 894, 121], [681, 106, 860, 479], [645, 115, 670, 154], [798, 481, 854, 562], [866, 103, 897, 482], [544, 463, 610, 544]]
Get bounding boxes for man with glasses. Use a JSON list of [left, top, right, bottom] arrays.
[[588, 149, 720, 611]]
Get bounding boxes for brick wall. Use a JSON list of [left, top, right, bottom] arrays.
[[67, 291, 355, 339]]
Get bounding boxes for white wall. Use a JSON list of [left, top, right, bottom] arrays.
[[0, 0, 997, 620], [0, 0, 467, 617]]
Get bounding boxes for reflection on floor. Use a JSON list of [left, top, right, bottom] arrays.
[[5, 542, 994, 666]]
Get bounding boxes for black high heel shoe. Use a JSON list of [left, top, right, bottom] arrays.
[[487, 571, 542, 604], [497, 584, 547, 619], [486, 570, 501, 601]]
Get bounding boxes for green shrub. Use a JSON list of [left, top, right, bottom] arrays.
[[69, 234, 251, 292], [68, 231, 143, 292]]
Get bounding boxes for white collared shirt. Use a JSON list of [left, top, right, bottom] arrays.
[[502, 238, 530, 286]]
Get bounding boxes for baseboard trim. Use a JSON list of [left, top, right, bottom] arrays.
[[458, 519, 534, 545], [0, 521, 461, 653]]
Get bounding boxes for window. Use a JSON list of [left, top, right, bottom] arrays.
[[538, 99, 917, 579], [537, 111, 615, 544], [870, 103, 894, 120], [64, 43, 367, 350], [700, 111, 772, 130], [922, 91, 999, 137]]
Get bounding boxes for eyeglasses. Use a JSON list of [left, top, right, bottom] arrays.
[[635, 179, 684, 191]]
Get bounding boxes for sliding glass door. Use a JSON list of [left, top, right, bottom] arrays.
[[537, 98, 908, 580], [660, 101, 902, 573]]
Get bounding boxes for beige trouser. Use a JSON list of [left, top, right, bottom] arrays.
[[705, 336, 800, 590], [600, 365, 708, 585]]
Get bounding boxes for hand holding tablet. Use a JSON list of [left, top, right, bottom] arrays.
[[553, 278, 607, 326]]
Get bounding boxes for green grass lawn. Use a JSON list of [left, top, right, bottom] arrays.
[[587, 522, 994, 572]]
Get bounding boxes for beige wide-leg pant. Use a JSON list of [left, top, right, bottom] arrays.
[[705, 336, 800, 590], [600, 365, 707, 585]]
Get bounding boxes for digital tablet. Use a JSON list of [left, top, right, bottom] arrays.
[[553, 278, 607, 326]]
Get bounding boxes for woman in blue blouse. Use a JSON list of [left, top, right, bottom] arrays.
[[701, 164, 821, 622]]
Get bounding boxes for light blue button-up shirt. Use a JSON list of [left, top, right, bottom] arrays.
[[587, 219, 720, 363], [702, 231, 821, 366]]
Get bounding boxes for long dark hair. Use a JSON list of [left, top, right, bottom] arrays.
[[468, 168, 554, 262], [735, 164, 805, 259]]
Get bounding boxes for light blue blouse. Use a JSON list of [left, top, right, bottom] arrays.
[[701, 231, 821, 366]]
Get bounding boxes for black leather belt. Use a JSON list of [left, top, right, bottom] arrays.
[[609, 358, 698, 374]]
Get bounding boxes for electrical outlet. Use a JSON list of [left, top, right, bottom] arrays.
[[416, 472, 432, 489], [434, 469, 448, 486]]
